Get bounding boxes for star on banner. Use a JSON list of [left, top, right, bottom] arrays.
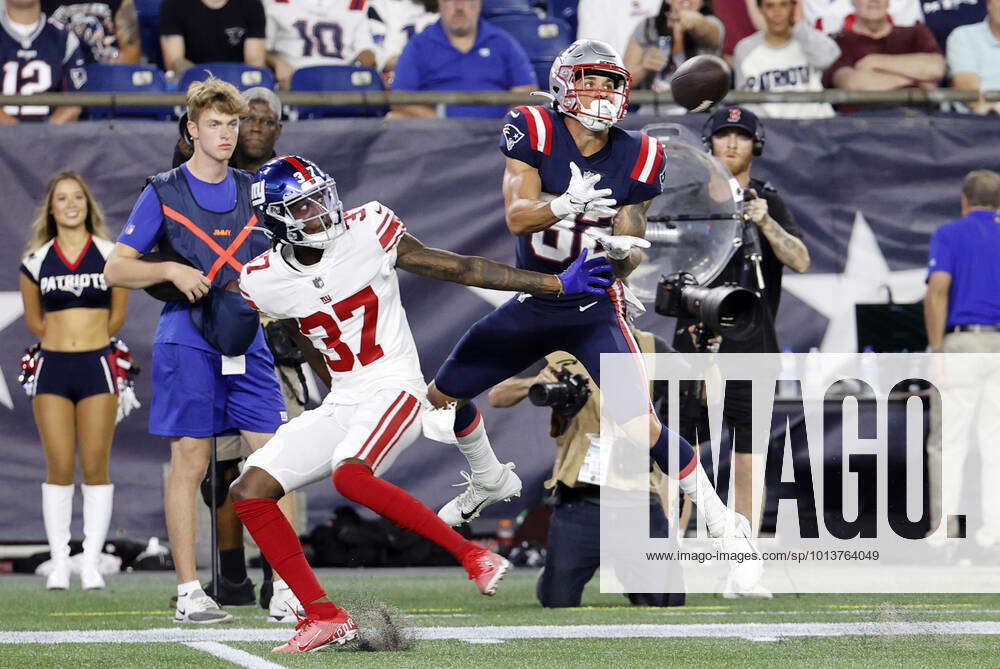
[[782, 211, 927, 353]]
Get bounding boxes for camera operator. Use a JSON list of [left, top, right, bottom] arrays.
[[672, 106, 809, 597], [489, 329, 685, 609]]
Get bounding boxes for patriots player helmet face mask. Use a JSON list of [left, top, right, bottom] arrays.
[[251, 155, 345, 249], [549, 39, 632, 132]]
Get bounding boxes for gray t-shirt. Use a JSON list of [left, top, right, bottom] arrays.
[[630, 14, 725, 88]]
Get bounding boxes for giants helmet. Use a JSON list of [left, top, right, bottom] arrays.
[[549, 39, 632, 132], [251, 155, 345, 249]]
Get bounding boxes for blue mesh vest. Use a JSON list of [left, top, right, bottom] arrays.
[[147, 167, 270, 355]]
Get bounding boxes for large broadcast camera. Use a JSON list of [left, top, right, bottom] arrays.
[[529, 367, 592, 421], [627, 123, 764, 340]]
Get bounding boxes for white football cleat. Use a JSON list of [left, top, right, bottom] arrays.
[[174, 588, 234, 624], [438, 463, 521, 527], [710, 511, 764, 593], [723, 571, 772, 599], [269, 580, 306, 623]]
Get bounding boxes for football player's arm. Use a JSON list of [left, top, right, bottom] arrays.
[[107, 288, 129, 336], [0, 109, 18, 124], [503, 157, 561, 235], [395, 233, 561, 294], [608, 199, 652, 278], [19, 273, 45, 339], [280, 319, 332, 388], [114, 0, 142, 64]]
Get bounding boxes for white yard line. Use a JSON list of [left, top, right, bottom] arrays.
[[184, 642, 286, 669], [2, 621, 999, 645]]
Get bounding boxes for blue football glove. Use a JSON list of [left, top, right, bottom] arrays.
[[557, 248, 613, 296]]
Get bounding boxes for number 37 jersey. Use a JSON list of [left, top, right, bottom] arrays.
[[239, 200, 425, 404], [499, 105, 665, 278]]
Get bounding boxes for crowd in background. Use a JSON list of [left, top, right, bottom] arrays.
[[1, 0, 997, 120]]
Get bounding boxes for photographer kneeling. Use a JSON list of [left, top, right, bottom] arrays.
[[489, 329, 685, 608]]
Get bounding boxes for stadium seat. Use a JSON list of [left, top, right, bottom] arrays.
[[546, 0, 579, 40], [488, 14, 572, 88], [288, 65, 388, 119], [482, 0, 536, 19], [79, 64, 172, 120], [179, 63, 276, 93], [133, 0, 162, 69]]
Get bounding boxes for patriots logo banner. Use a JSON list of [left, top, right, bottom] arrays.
[[502, 123, 524, 151]]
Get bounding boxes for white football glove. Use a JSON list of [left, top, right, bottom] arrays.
[[550, 162, 616, 220], [597, 234, 651, 260]]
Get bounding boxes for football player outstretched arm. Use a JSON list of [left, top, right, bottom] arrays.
[[503, 158, 616, 235], [394, 233, 611, 296]]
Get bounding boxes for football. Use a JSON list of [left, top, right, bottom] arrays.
[[669, 55, 732, 112], [140, 250, 192, 302]]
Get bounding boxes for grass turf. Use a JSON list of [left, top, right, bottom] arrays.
[[2, 569, 999, 667]]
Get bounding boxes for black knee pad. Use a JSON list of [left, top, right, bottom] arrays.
[[200, 458, 242, 509]]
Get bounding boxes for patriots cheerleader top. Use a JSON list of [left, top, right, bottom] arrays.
[[20, 235, 115, 312]]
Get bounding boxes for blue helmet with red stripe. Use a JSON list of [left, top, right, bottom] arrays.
[[251, 155, 346, 249]]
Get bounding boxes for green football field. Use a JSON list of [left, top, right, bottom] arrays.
[[2, 568, 1000, 667]]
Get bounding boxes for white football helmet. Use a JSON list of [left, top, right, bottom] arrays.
[[548, 39, 632, 132]]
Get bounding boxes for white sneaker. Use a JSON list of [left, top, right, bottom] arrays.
[[268, 581, 305, 623], [174, 588, 234, 624], [46, 561, 71, 590], [438, 463, 521, 527], [80, 562, 105, 590], [710, 511, 764, 593]]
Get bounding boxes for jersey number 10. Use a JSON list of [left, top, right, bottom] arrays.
[[297, 285, 384, 373]]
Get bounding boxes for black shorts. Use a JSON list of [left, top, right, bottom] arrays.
[[35, 346, 117, 403]]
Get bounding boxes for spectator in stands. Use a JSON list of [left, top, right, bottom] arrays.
[[369, 0, 438, 77], [19, 172, 129, 591], [804, 0, 924, 33], [389, 0, 536, 118], [715, 0, 765, 59], [734, 0, 840, 118], [923, 0, 986, 51], [264, 0, 377, 91], [947, 0, 1000, 114], [43, 0, 141, 63], [159, 0, 266, 77], [0, 0, 86, 123], [822, 0, 943, 92], [624, 0, 724, 92], [577, 0, 660, 58]]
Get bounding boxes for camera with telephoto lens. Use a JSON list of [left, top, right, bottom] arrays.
[[655, 271, 761, 339], [528, 367, 592, 420]]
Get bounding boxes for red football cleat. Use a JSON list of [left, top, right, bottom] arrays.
[[272, 608, 358, 653], [462, 547, 510, 596]]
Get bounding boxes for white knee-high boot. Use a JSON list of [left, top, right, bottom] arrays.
[[81, 483, 114, 590], [41, 483, 74, 590]]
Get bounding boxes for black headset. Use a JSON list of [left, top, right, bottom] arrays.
[[701, 110, 766, 157]]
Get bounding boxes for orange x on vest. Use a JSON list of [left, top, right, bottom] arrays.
[[162, 205, 258, 281]]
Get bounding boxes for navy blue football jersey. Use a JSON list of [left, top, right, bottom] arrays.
[[499, 104, 665, 276], [0, 11, 86, 118], [21, 235, 114, 312]]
